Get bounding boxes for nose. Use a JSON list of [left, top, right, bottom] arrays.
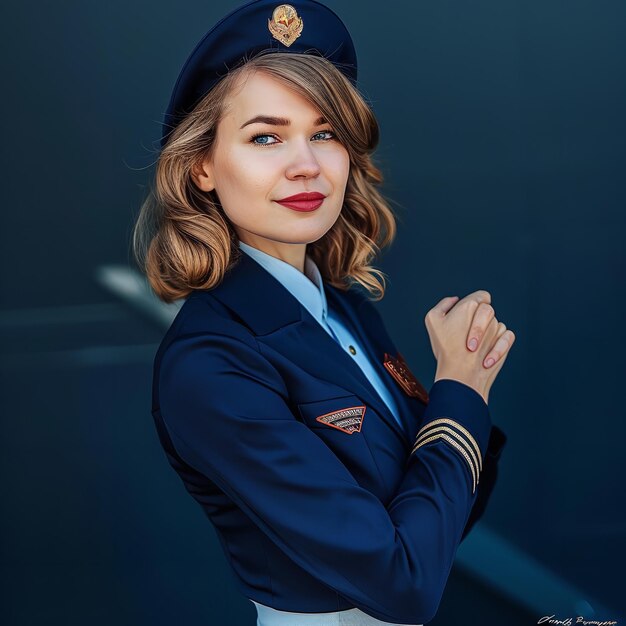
[[285, 137, 321, 180]]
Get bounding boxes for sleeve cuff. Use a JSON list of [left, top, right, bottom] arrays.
[[411, 379, 493, 494]]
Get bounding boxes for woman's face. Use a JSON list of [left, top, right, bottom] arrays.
[[193, 70, 351, 266]]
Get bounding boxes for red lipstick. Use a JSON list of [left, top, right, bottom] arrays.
[[275, 192, 326, 212]]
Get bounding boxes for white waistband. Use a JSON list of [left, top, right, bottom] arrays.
[[249, 599, 424, 626]]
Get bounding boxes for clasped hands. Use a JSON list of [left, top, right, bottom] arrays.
[[425, 290, 516, 405]]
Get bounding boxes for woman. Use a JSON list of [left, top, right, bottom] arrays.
[[133, 1, 514, 624]]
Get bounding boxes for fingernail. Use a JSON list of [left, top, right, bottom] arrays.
[[469, 338, 478, 351], [485, 357, 495, 367]]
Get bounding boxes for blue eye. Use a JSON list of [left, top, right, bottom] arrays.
[[250, 134, 278, 146], [313, 130, 336, 141], [249, 130, 337, 147]]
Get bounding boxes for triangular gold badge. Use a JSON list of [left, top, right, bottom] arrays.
[[316, 405, 366, 434]]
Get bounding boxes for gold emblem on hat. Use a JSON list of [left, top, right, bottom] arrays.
[[268, 4, 303, 47]]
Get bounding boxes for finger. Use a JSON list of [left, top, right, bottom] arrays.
[[483, 322, 508, 362], [467, 303, 495, 351], [484, 327, 516, 368], [430, 295, 460, 317], [457, 289, 492, 308]]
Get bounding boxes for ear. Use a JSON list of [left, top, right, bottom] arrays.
[[191, 158, 215, 192]]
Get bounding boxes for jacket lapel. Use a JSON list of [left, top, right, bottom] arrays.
[[200, 252, 420, 449]]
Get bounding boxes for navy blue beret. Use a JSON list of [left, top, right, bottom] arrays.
[[161, 0, 358, 148]]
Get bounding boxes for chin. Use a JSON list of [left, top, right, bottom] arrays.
[[306, 211, 342, 236], [299, 223, 337, 245]]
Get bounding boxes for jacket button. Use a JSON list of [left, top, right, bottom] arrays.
[[348, 345, 357, 355]]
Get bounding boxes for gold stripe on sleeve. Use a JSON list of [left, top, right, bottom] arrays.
[[413, 426, 481, 484], [412, 432, 478, 494], [415, 418, 483, 472]]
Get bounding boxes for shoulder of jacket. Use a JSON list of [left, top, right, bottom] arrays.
[[159, 291, 258, 355]]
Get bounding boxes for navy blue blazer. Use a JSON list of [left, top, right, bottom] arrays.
[[151, 251, 507, 625]]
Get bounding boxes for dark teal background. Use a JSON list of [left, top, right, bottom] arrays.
[[1, 1, 624, 624]]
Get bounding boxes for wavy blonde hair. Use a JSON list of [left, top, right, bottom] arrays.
[[132, 51, 398, 303]]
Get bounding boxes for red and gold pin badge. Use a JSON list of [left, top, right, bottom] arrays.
[[383, 352, 429, 404], [268, 4, 304, 47]]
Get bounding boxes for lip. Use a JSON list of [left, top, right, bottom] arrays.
[[276, 192, 326, 202], [275, 191, 327, 213]]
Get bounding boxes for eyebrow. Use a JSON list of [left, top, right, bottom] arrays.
[[239, 115, 327, 130]]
